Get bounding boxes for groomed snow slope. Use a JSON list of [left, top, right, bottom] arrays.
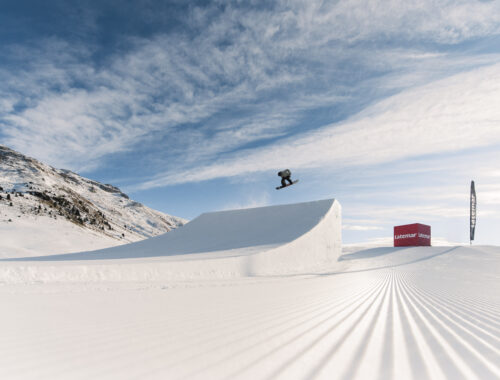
[[0, 199, 342, 280], [0, 245, 499, 380]]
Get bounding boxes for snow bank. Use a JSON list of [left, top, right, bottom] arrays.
[[0, 199, 342, 282]]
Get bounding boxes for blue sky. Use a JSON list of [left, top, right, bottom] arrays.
[[1, 0, 500, 245]]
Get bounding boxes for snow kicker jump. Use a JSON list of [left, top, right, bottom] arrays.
[[1, 199, 342, 281]]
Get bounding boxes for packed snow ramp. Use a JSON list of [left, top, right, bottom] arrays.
[[1, 199, 342, 280]]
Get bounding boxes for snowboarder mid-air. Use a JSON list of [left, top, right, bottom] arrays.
[[277, 169, 298, 190]]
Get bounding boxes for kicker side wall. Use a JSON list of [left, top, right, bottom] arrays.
[[247, 200, 342, 275]]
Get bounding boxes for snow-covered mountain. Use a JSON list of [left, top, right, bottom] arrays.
[[0, 145, 186, 257]]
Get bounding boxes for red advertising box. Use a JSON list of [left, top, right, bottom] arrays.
[[394, 223, 431, 247]]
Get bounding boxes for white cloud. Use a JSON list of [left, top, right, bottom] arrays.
[[138, 62, 500, 188], [477, 184, 500, 206], [287, 0, 500, 44], [2, 1, 500, 174], [343, 225, 384, 231]]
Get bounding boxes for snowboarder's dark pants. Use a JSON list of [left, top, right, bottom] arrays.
[[281, 177, 293, 187]]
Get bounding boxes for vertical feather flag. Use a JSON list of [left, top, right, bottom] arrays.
[[470, 181, 476, 244]]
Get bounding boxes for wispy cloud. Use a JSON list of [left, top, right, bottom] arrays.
[[2, 1, 500, 177], [343, 225, 384, 231], [137, 62, 500, 188]]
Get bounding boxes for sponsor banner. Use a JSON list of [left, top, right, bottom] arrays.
[[394, 223, 431, 247]]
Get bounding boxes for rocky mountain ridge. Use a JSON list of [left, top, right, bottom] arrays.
[[0, 145, 185, 246]]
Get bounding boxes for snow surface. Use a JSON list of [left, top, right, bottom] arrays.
[[0, 245, 499, 380], [0, 205, 119, 258], [0, 199, 499, 379], [0, 198, 342, 279]]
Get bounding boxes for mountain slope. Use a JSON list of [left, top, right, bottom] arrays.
[[0, 145, 185, 257]]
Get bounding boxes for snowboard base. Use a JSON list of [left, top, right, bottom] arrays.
[[276, 179, 299, 190]]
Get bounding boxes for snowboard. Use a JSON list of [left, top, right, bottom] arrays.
[[276, 179, 299, 190]]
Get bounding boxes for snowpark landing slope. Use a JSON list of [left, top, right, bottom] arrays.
[[1, 245, 499, 380], [0, 199, 342, 282]]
